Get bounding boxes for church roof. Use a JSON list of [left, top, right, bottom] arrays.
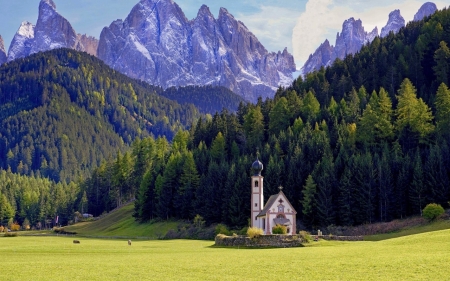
[[257, 190, 297, 217], [274, 217, 291, 226], [256, 194, 278, 217]]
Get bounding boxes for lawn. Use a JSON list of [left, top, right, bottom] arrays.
[[64, 204, 178, 238], [2, 229, 450, 280]]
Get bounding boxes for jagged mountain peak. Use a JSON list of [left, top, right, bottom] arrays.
[[7, 22, 35, 62], [414, 2, 437, 21], [302, 16, 378, 75], [40, 0, 56, 10], [380, 9, 405, 38], [0, 35, 6, 65], [38, 0, 58, 22], [17, 21, 35, 38], [197, 4, 214, 19], [7, 0, 98, 63], [98, 1, 295, 102]]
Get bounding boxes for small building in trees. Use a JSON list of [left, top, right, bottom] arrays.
[[251, 158, 297, 234]]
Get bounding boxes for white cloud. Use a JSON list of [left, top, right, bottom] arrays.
[[292, 0, 448, 68], [236, 6, 300, 54]]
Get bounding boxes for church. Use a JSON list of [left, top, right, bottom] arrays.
[[251, 157, 297, 235]]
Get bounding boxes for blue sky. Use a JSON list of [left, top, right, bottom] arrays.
[[1, 0, 447, 68]]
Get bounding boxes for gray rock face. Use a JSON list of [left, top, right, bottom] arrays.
[[98, 0, 295, 102], [7, 21, 35, 62], [76, 34, 99, 56], [301, 39, 334, 74], [380, 10, 405, 38], [0, 36, 6, 65], [7, 0, 98, 62], [302, 18, 378, 75], [414, 2, 437, 21], [30, 0, 78, 54], [333, 18, 368, 61], [365, 27, 378, 44]]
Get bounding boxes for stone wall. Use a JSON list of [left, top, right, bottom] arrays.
[[214, 234, 304, 248], [317, 235, 364, 241]]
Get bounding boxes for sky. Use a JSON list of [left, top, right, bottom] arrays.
[[0, 0, 447, 69]]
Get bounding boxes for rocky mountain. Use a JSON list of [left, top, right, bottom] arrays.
[[414, 2, 438, 21], [380, 10, 405, 38], [98, 0, 295, 102], [7, 0, 98, 62], [302, 18, 378, 75], [7, 21, 35, 62], [302, 3, 436, 75], [0, 36, 6, 65]]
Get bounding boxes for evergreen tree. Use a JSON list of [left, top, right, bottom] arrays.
[[269, 97, 290, 136], [435, 83, 450, 140], [302, 174, 317, 227]]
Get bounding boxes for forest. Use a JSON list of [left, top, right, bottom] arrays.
[[82, 8, 450, 229], [1, 8, 450, 230]]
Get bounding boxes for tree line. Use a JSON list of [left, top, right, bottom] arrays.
[[81, 8, 450, 229]]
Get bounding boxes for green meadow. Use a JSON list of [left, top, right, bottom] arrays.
[[2, 229, 450, 281], [64, 204, 178, 238]]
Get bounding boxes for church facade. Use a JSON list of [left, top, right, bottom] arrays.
[[250, 158, 297, 235]]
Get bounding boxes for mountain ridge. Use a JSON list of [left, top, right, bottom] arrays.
[[98, 0, 295, 102], [302, 2, 438, 75]]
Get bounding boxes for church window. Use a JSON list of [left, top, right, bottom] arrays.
[[278, 204, 285, 213], [255, 181, 258, 187], [276, 214, 286, 219], [255, 203, 257, 207]]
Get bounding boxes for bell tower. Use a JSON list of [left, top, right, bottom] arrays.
[[251, 156, 264, 229]]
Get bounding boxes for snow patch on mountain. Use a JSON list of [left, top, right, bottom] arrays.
[[98, 0, 295, 102]]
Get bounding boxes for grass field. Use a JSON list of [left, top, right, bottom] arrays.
[[2, 229, 450, 280], [64, 204, 178, 238], [365, 219, 450, 241]]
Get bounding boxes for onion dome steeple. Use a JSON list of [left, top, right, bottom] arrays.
[[251, 155, 263, 176]]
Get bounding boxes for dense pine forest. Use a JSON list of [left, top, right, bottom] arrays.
[[83, 8, 450, 229], [2, 8, 450, 230], [160, 85, 246, 114], [0, 49, 203, 182]]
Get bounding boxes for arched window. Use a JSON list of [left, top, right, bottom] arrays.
[[276, 214, 286, 219], [278, 204, 285, 213], [254, 181, 258, 187]]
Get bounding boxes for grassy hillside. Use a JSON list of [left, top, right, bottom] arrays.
[[2, 230, 450, 280], [64, 204, 178, 238], [365, 219, 450, 241]]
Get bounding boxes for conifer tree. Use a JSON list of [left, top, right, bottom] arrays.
[[302, 174, 317, 227], [435, 83, 450, 140]]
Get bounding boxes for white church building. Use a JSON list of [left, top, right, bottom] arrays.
[[251, 158, 297, 235]]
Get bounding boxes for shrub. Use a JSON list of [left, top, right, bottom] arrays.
[[299, 230, 312, 242], [272, 224, 287, 234], [216, 233, 227, 240], [423, 203, 445, 221], [193, 214, 205, 228], [238, 227, 248, 235], [22, 218, 30, 230], [247, 227, 264, 238], [10, 223, 20, 231], [215, 224, 230, 236]]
